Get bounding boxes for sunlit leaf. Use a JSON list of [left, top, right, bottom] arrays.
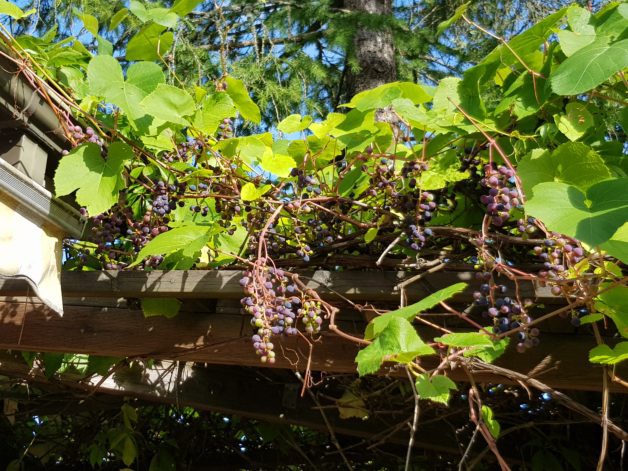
[[551, 37, 628, 95]]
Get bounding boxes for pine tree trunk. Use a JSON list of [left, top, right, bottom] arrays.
[[343, 0, 397, 99]]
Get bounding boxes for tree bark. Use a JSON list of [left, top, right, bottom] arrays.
[[343, 0, 397, 99]]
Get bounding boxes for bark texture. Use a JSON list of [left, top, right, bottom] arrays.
[[343, 0, 397, 98]]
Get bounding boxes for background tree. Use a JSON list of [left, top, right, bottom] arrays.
[[7, 0, 603, 125]]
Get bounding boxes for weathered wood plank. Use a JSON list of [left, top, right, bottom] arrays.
[[21, 269, 559, 303], [0, 299, 624, 392]]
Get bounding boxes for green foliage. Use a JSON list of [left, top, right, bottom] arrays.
[[594, 284, 628, 338], [88, 57, 164, 123], [0, 1, 34, 19], [356, 317, 435, 376], [526, 179, 628, 263], [551, 38, 628, 95], [130, 225, 215, 267], [364, 283, 468, 340], [415, 374, 458, 405], [54, 142, 132, 214], [589, 342, 628, 365], [141, 83, 196, 126], [1, 5, 627, 467], [464, 337, 511, 363], [481, 405, 501, 439], [224, 76, 262, 124], [435, 332, 494, 347], [28, 3, 627, 385], [141, 298, 182, 319]]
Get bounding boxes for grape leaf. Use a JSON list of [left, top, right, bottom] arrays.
[[130, 225, 214, 266], [339, 166, 369, 197], [436, 2, 470, 36], [0, 0, 35, 19], [193, 93, 236, 134], [555, 102, 594, 141], [589, 342, 628, 365], [481, 405, 501, 439], [336, 390, 369, 420], [557, 30, 596, 57], [356, 317, 435, 376], [463, 337, 510, 363], [126, 23, 174, 61], [365, 283, 467, 340], [364, 227, 378, 244], [435, 332, 494, 348], [236, 136, 267, 165], [171, 0, 203, 16], [141, 84, 195, 126], [594, 284, 628, 338], [88, 57, 164, 123], [579, 313, 604, 325], [141, 298, 182, 319], [415, 374, 457, 405], [240, 182, 271, 201], [600, 222, 628, 264], [129, 0, 178, 28], [518, 142, 611, 197], [260, 152, 296, 178], [121, 436, 137, 466], [525, 179, 628, 263], [86, 356, 120, 376], [109, 8, 128, 29], [126, 62, 165, 95], [42, 353, 65, 379], [74, 10, 99, 35], [418, 149, 469, 190], [551, 37, 628, 95], [277, 114, 312, 133], [343, 82, 431, 110], [54, 142, 131, 215], [225, 76, 261, 124]]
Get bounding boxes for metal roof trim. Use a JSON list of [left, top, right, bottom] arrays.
[[0, 158, 84, 237]]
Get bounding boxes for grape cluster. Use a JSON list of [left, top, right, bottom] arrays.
[[151, 181, 175, 217], [534, 235, 585, 292], [405, 224, 433, 252], [480, 164, 521, 226], [401, 160, 429, 188], [369, 158, 396, 196], [217, 118, 233, 140], [89, 209, 129, 269], [400, 188, 437, 252], [515, 217, 541, 238], [240, 265, 324, 363], [299, 299, 323, 334], [62, 125, 105, 156], [291, 169, 322, 198], [473, 272, 539, 353]]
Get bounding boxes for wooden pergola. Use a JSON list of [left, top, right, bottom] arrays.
[[0, 49, 626, 452], [1, 269, 624, 392]]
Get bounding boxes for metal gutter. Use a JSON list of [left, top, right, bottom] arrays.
[[0, 51, 68, 156], [0, 158, 84, 237]]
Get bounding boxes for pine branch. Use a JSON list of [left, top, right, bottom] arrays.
[[198, 28, 324, 51]]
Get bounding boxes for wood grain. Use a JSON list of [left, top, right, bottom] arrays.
[[0, 269, 561, 303], [0, 298, 624, 392]]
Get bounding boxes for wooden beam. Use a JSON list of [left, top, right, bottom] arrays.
[[0, 299, 624, 392], [0, 352, 464, 452], [18, 269, 561, 303]]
